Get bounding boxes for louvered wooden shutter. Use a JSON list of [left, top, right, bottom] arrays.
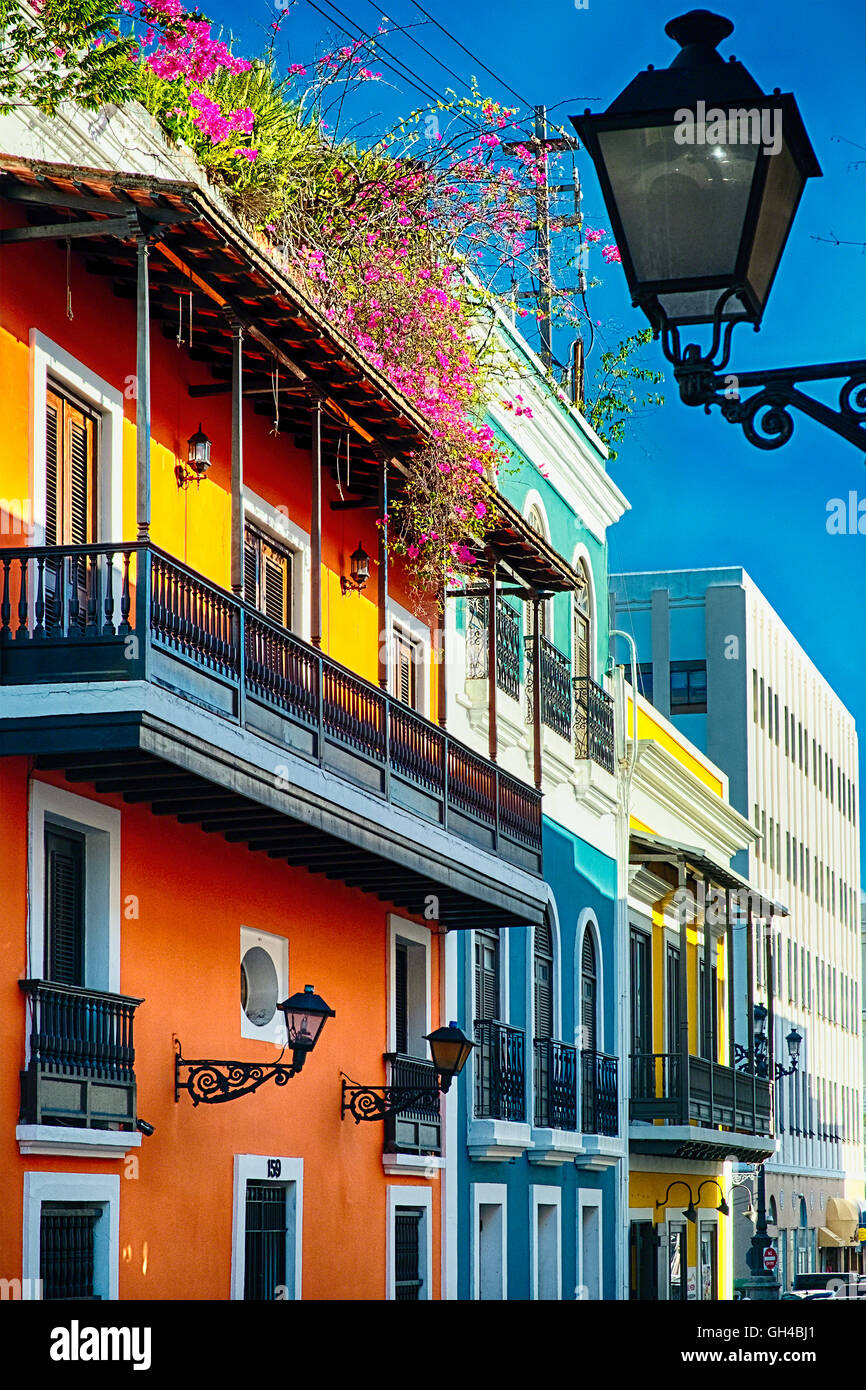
[[244, 535, 258, 604], [45, 829, 85, 986], [45, 397, 61, 546], [581, 932, 597, 1052], [395, 943, 408, 1054], [574, 612, 589, 679], [263, 552, 287, 626], [474, 930, 499, 1021], [393, 632, 417, 708], [534, 921, 553, 1040], [67, 410, 93, 545]]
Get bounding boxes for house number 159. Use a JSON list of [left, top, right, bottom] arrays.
[[267, 1159, 281, 1178]]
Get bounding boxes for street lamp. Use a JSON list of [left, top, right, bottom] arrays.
[[174, 983, 335, 1104], [340, 541, 370, 596], [176, 423, 213, 488], [751, 1003, 802, 1079], [572, 10, 866, 454], [341, 1020, 475, 1123]]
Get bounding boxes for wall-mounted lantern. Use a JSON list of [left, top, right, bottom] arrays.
[[655, 1178, 730, 1224], [175, 984, 335, 1105], [340, 1021, 475, 1123], [176, 423, 212, 488], [340, 541, 370, 596]]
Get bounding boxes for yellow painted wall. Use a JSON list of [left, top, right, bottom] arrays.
[[630, 1167, 733, 1299], [628, 695, 724, 795]]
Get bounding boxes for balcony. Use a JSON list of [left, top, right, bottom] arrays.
[[629, 1052, 774, 1162], [18, 979, 142, 1132], [465, 596, 521, 701], [383, 1054, 441, 1157], [581, 1049, 619, 1137], [0, 545, 545, 928], [573, 675, 616, 774], [469, 1019, 531, 1160], [533, 1039, 578, 1130], [526, 635, 572, 741]]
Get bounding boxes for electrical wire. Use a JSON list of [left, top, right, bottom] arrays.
[[303, 0, 460, 111], [407, 0, 531, 109], [359, 0, 477, 98]]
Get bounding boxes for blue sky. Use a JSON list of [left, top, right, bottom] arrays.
[[208, 0, 866, 871]]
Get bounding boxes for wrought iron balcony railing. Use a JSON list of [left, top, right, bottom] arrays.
[[465, 595, 521, 701], [19, 979, 143, 1130], [0, 544, 543, 871], [526, 635, 572, 741], [573, 675, 616, 773], [474, 1019, 525, 1122], [383, 1054, 442, 1155], [533, 1038, 578, 1130], [580, 1048, 619, 1136], [630, 1051, 772, 1136]]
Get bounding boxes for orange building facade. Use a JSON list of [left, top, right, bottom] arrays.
[[0, 127, 553, 1299]]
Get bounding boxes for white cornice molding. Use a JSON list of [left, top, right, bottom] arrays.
[[628, 866, 673, 911], [631, 739, 758, 863]]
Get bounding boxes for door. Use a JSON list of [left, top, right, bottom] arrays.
[[44, 828, 86, 986], [392, 628, 419, 709], [45, 387, 98, 627], [244, 525, 293, 629], [629, 1221, 659, 1301], [699, 1222, 718, 1301], [474, 929, 500, 1117], [534, 922, 553, 1124], [581, 932, 597, 1053], [243, 1183, 287, 1300], [666, 945, 682, 1056], [668, 1222, 688, 1301], [630, 928, 652, 1098]]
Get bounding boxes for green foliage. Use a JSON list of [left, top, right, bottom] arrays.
[[583, 328, 665, 461], [0, 0, 136, 116]]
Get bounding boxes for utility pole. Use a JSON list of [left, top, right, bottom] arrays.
[[503, 104, 581, 375]]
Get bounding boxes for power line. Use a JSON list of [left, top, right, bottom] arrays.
[[359, 0, 477, 99], [303, 0, 447, 109], [407, 0, 531, 110]]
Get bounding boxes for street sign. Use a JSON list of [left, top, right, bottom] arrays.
[[763, 1247, 778, 1272]]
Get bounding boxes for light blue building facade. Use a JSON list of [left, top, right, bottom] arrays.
[[442, 326, 630, 1298]]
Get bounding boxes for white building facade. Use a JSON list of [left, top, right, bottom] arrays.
[[609, 567, 863, 1289]]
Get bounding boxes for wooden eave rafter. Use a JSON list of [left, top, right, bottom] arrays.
[[0, 155, 585, 590]]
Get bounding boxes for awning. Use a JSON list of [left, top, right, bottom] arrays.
[[817, 1226, 847, 1249], [629, 830, 789, 917], [823, 1197, 860, 1245]]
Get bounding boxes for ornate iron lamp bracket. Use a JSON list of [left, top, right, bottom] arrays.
[[650, 296, 866, 454], [174, 1038, 298, 1105], [340, 1074, 441, 1125]]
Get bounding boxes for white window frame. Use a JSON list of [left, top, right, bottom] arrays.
[[389, 598, 431, 717], [28, 780, 121, 996], [242, 486, 310, 641], [387, 914, 432, 1057], [30, 330, 124, 547], [577, 1189, 603, 1300], [240, 925, 289, 1045], [529, 1185, 562, 1300], [23, 1171, 119, 1300], [698, 1211, 720, 1302], [470, 1182, 507, 1300], [231, 1154, 303, 1301], [386, 1185, 433, 1301]]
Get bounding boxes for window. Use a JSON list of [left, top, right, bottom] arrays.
[[244, 524, 293, 629], [670, 660, 707, 714], [699, 956, 718, 1060], [240, 927, 288, 1045], [699, 1222, 718, 1301], [387, 1187, 432, 1300], [665, 945, 681, 1053], [630, 929, 652, 1057], [392, 625, 421, 709], [388, 917, 438, 1155], [759, 677, 765, 728], [580, 931, 597, 1053], [231, 1155, 302, 1300], [44, 828, 85, 986], [45, 386, 98, 548], [668, 1222, 687, 1300], [40, 1203, 103, 1300], [534, 921, 554, 1042], [475, 928, 500, 1023], [752, 669, 758, 722], [23, 1172, 119, 1300], [573, 564, 592, 679], [636, 663, 654, 704], [243, 1185, 289, 1300], [774, 695, 779, 745], [29, 782, 120, 998]]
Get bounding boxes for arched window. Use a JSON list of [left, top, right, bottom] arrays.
[[768, 1195, 778, 1228], [573, 562, 592, 679], [581, 930, 598, 1053], [525, 507, 549, 641], [534, 921, 553, 1041]]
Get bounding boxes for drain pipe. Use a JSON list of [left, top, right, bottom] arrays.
[[609, 629, 639, 1301]]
